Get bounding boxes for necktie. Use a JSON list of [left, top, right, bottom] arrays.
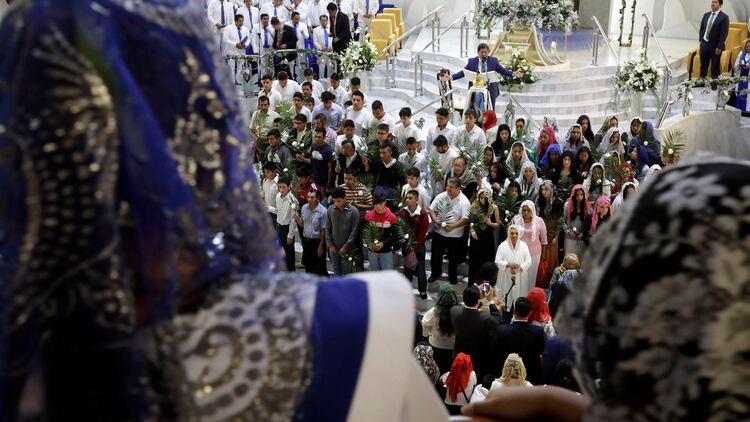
[[481, 59, 487, 73], [705, 12, 715, 41], [365, 0, 369, 13], [238, 28, 242, 47], [221, 1, 226, 26], [324, 27, 329, 48], [274, 6, 278, 17], [264, 29, 269, 48]]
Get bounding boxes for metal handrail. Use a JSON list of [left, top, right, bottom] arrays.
[[414, 10, 473, 56], [382, 6, 444, 53], [591, 16, 620, 65], [641, 14, 673, 77], [395, 89, 455, 115]]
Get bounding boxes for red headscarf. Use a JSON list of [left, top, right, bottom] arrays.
[[527, 287, 552, 323], [536, 127, 557, 159], [446, 353, 473, 402], [565, 184, 591, 224], [482, 110, 498, 134]]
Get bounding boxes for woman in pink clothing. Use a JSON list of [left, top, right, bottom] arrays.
[[511, 200, 547, 296]]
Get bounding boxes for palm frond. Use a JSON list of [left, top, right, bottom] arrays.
[[494, 187, 520, 227], [360, 222, 382, 249], [601, 153, 621, 185], [661, 128, 686, 159], [431, 195, 454, 225], [275, 101, 296, 132], [428, 155, 445, 183], [358, 172, 376, 191], [341, 253, 364, 273], [394, 217, 417, 251], [453, 133, 488, 175]]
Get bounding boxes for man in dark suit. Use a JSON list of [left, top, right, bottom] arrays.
[[698, 0, 729, 87], [450, 285, 501, 381], [271, 17, 298, 75], [490, 297, 545, 385], [327, 2, 351, 54], [447, 43, 523, 111]]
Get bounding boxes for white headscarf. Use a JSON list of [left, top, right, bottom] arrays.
[[611, 181, 636, 212], [505, 140, 531, 178], [505, 224, 526, 252], [644, 164, 662, 182], [598, 127, 624, 157], [512, 200, 539, 243]]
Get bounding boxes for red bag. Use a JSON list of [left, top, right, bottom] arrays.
[[403, 249, 418, 271], [536, 260, 552, 288]]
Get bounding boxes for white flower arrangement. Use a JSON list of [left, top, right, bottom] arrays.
[[613, 49, 662, 94], [474, 0, 578, 36], [500, 47, 539, 89], [441, 222, 447, 228], [340, 41, 378, 77]]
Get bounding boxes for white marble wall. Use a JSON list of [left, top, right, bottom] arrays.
[[656, 109, 750, 159]]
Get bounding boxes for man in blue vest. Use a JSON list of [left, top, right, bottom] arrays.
[[447, 43, 523, 111]]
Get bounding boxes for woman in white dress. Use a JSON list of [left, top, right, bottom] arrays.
[[494, 225, 532, 309]]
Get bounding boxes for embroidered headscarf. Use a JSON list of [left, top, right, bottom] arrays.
[[543, 114, 559, 134], [516, 161, 541, 202], [498, 353, 529, 387], [589, 195, 611, 234], [598, 127, 623, 157], [554, 154, 750, 421], [446, 353, 474, 402], [611, 181, 636, 212], [537, 180, 558, 218], [505, 140, 531, 178], [527, 287, 552, 323], [413, 343, 441, 384]]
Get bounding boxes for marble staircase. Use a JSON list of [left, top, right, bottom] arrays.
[[366, 50, 694, 131]]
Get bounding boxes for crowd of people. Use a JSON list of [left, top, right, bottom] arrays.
[[246, 43, 684, 414]]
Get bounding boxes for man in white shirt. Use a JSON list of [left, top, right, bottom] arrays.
[[335, 119, 365, 154], [286, 0, 308, 26], [352, 0, 379, 37], [237, 0, 259, 33], [343, 76, 368, 107], [312, 15, 334, 78], [253, 14, 276, 80], [275, 176, 299, 271], [223, 14, 252, 85], [425, 107, 456, 154], [261, 162, 280, 223], [208, 0, 236, 32], [430, 134, 458, 197], [293, 92, 313, 122], [392, 107, 423, 152], [401, 166, 431, 213], [273, 71, 302, 102], [301, 82, 320, 107], [370, 100, 397, 134], [303, 68, 325, 98], [327, 73, 348, 106], [208, 0, 237, 53], [260, 0, 290, 23], [453, 108, 486, 149], [343, 91, 373, 137], [290, 11, 309, 80], [428, 177, 471, 284], [307, 0, 330, 31], [335, 0, 353, 22], [259, 74, 282, 110]]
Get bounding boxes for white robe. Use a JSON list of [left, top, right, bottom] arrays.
[[494, 239, 532, 308]]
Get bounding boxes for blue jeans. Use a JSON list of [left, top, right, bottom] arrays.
[[368, 251, 394, 271], [330, 250, 343, 276]]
